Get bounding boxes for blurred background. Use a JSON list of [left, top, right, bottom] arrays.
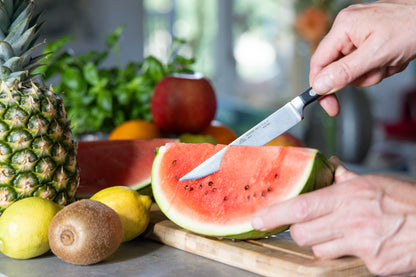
[[35, 0, 416, 177]]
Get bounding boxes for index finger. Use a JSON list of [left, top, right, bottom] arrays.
[[251, 184, 342, 231], [309, 24, 355, 84]]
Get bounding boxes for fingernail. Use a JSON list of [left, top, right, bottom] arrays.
[[251, 216, 264, 230], [313, 75, 333, 94]]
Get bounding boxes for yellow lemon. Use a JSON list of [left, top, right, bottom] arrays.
[[91, 186, 152, 242], [0, 197, 63, 259]]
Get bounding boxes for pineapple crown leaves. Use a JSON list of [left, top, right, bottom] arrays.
[[0, 0, 45, 84]]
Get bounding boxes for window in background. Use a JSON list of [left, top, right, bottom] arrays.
[[232, 1, 298, 108], [142, 0, 305, 134]]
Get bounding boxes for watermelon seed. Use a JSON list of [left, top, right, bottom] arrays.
[[268, 187, 272, 192], [172, 160, 177, 165], [184, 185, 188, 190], [247, 195, 250, 200], [199, 184, 203, 189], [189, 187, 194, 191], [212, 188, 217, 192], [208, 181, 213, 186], [261, 191, 265, 197], [244, 185, 249, 190], [224, 196, 228, 201], [274, 173, 279, 178]]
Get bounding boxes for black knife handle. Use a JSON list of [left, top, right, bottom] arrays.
[[299, 87, 321, 107]]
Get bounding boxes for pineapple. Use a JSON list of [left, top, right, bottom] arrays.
[[0, 0, 78, 215]]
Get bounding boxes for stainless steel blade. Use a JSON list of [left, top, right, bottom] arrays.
[[179, 87, 320, 181]]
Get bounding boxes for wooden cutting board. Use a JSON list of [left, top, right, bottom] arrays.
[[144, 204, 372, 277]]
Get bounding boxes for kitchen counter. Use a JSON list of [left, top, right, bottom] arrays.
[[3, 163, 411, 277], [0, 237, 260, 277]]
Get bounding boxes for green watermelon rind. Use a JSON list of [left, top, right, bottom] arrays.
[[152, 145, 334, 240]]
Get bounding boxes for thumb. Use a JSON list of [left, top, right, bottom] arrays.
[[329, 156, 358, 183]]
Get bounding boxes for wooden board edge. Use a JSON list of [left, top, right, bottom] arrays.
[[144, 218, 372, 277]]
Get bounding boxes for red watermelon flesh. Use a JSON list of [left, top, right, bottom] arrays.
[[152, 143, 334, 239], [76, 138, 175, 197]]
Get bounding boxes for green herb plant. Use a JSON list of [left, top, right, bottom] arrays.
[[37, 26, 195, 137]]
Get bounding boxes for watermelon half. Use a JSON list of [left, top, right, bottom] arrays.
[[152, 143, 334, 239], [76, 138, 175, 197]]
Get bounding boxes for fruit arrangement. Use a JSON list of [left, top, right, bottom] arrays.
[[0, 0, 334, 268], [0, 187, 152, 265]]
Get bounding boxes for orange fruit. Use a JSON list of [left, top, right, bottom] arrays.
[[199, 121, 237, 145], [266, 132, 304, 147], [109, 120, 162, 140]]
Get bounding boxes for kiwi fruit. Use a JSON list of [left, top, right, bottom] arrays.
[[48, 199, 123, 265]]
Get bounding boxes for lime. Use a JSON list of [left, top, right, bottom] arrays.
[[178, 133, 217, 144], [91, 186, 152, 242], [0, 197, 63, 259]]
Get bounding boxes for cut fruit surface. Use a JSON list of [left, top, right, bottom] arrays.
[[76, 138, 175, 197], [152, 143, 334, 239]]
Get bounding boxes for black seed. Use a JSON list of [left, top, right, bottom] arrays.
[[184, 185, 188, 190], [274, 173, 279, 178], [244, 185, 249, 190], [208, 181, 213, 186], [261, 191, 265, 197], [224, 196, 228, 201], [172, 160, 177, 165], [268, 187, 272, 192], [189, 187, 194, 191], [199, 183, 203, 189]]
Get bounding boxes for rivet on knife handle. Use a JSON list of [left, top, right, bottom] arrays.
[[299, 87, 321, 107]]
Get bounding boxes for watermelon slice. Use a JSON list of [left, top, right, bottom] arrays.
[[76, 138, 175, 197], [152, 143, 334, 239]]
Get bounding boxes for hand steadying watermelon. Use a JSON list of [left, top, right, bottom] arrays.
[[152, 143, 334, 239], [76, 139, 175, 198]]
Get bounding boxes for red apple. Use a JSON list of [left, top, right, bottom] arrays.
[[151, 73, 217, 134]]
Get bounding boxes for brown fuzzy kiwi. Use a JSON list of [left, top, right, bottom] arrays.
[[48, 199, 123, 265]]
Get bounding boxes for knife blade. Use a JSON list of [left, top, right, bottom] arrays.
[[179, 87, 321, 181]]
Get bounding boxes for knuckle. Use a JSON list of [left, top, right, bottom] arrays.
[[289, 224, 307, 246], [293, 197, 311, 221], [311, 245, 327, 259], [366, 260, 391, 276], [335, 60, 354, 85], [344, 177, 380, 199]]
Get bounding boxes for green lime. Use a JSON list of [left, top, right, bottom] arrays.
[[178, 133, 217, 144]]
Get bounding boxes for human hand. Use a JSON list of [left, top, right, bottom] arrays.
[[251, 157, 416, 276], [310, 0, 416, 116]]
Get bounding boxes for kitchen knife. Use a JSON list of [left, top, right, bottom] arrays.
[[179, 87, 321, 181]]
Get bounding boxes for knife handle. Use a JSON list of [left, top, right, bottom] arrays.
[[299, 87, 321, 107]]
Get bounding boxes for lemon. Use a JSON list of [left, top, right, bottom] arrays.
[[0, 197, 63, 259], [91, 186, 152, 242]]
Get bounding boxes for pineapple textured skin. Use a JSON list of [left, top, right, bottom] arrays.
[[0, 0, 79, 214]]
